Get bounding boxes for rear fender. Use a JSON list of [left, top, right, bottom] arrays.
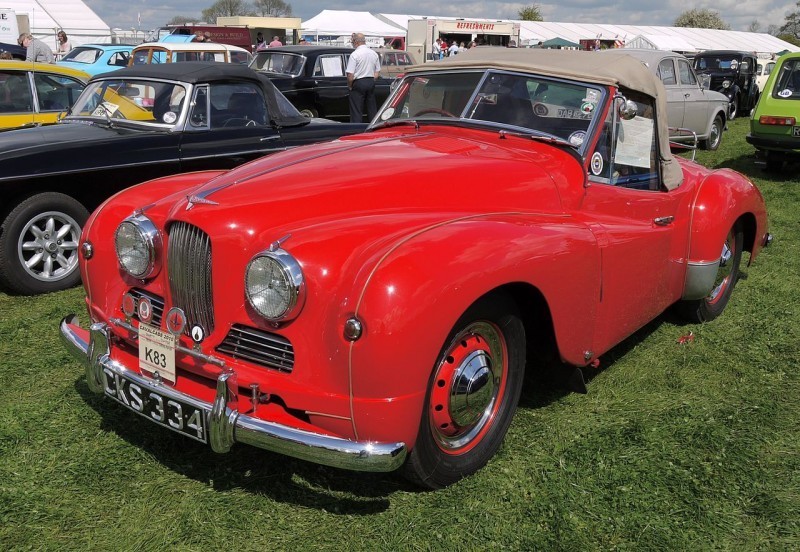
[[684, 169, 768, 299], [346, 214, 600, 444]]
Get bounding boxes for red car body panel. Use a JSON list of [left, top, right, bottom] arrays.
[[71, 123, 768, 450]]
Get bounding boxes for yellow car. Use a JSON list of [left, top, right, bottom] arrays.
[[0, 60, 89, 129]]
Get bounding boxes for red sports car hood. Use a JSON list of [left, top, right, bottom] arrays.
[[162, 127, 580, 236]]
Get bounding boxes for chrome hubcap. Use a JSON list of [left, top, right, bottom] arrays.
[[430, 321, 505, 451], [17, 211, 81, 282], [709, 233, 734, 302]]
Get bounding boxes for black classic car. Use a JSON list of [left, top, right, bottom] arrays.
[[693, 50, 759, 119], [0, 62, 367, 295], [249, 45, 392, 120]]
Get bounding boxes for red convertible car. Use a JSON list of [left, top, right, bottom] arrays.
[[61, 49, 770, 488]]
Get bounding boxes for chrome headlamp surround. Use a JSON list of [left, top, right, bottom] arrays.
[[721, 79, 731, 89], [114, 214, 162, 279], [245, 247, 305, 322]]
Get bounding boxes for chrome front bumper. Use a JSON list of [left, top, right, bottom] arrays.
[[60, 315, 407, 472]]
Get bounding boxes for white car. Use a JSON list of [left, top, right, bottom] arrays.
[[755, 58, 776, 93], [130, 42, 252, 66]]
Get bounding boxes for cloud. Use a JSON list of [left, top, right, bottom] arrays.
[[82, 0, 795, 33]]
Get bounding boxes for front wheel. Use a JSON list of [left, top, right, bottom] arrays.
[[701, 115, 724, 151], [0, 192, 88, 295], [403, 293, 526, 488], [678, 222, 743, 323], [728, 95, 739, 119]]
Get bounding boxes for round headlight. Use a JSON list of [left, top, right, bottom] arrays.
[[114, 215, 161, 279], [721, 79, 731, 89], [245, 249, 304, 321]]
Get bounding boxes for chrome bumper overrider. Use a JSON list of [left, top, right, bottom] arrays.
[[60, 315, 407, 472]]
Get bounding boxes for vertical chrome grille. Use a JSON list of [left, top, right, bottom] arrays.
[[168, 221, 214, 334]]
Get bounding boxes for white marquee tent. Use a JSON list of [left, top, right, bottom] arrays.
[[302, 10, 405, 38], [4, 0, 111, 49], [371, 12, 799, 56]]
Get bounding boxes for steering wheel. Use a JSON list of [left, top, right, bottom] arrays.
[[413, 108, 456, 117]]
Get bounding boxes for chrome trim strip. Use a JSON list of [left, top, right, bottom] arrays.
[[682, 260, 720, 300], [60, 316, 407, 472]]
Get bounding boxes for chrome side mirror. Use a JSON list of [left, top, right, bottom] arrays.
[[614, 94, 638, 120]]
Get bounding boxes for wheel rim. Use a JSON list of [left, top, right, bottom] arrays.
[[708, 230, 735, 305], [709, 120, 721, 148], [17, 210, 81, 283], [429, 321, 507, 453]]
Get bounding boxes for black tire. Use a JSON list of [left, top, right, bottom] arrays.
[[728, 95, 738, 120], [678, 222, 743, 323], [403, 292, 526, 489], [701, 115, 724, 151], [0, 192, 88, 295]]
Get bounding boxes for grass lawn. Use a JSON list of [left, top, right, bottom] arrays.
[[1, 118, 798, 549]]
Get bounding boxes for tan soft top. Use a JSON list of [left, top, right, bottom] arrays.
[[406, 48, 683, 190]]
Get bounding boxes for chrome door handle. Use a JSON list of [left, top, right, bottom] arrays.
[[260, 135, 281, 142], [654, 216, 675, 226]]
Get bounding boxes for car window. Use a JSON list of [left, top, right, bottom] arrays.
[[0, 71, 33, 113], [765, 62, 775, 76], [70, 79, 187, 124], [209, 83, 268, 127], [108, 52, 130, 67], [590, 90, 660, 191], [34, 73, 86, 112], [658, 59, 677, 85], [189, 86, 209, 128], [314, 55, 346, 77], [61, 47, 102, 63], [677, 59, 697, 86], [249, 52, 304, 76], [771, 58, 800, 100], [229, 51, 251, 65]]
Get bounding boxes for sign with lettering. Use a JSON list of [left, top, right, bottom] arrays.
[[0, 9, 20, 44]]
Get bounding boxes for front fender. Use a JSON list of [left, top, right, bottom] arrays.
[[346, 213, 600, 445]]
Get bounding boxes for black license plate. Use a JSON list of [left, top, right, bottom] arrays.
[[103, 368, 208, 443]]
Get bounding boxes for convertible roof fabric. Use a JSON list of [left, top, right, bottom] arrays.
[[409, 48, 683, 190]]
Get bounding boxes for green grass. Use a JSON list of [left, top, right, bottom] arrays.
[[1, 119, 798, 550]]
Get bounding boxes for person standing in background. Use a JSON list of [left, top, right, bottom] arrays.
[[56, 31, 71, 60], [18, 33, 54, 63], [256, 32, 267, 51], [269, 36, 283, 47], [346, 32, 381, 123]]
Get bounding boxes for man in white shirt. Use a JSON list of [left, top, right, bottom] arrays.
[[432, 38, 442, 61], [448, 41, 459, 57], [346, 33, 381, 123]]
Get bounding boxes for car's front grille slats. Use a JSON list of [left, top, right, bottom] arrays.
[[168, 222, 214, 335], [129, 288, 165, 326], [217, 324, 295, 372]]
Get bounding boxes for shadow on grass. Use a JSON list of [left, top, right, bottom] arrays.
[[705, 151, 798, 183], [518, 306, 690, 409], [74, 379, 416, 513]]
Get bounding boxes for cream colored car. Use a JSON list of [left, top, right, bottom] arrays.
[[756, 58, 776, 92], [130, 42, 252, 66]]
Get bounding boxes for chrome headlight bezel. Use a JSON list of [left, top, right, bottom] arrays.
[[245, 247, 305, 322], [721, 79, 731, 89], [114, 214, 162, 279]]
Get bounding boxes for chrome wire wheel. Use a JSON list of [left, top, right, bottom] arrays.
[[17, 210, 81, 283], [429, 321, 507, 453]]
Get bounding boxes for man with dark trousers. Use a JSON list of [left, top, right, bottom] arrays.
[[346, 33, 381, 123]]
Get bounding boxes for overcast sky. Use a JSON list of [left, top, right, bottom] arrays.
[[82, 1, 799, 34]]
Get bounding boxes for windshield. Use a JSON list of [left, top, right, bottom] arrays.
[[61, 47, 103, 64], [772, 58, 800, 100], [376, 70, 605, 150], [249, 52, 305, 76], [69, 79, 188, 126], [694, 55, 742, 73]]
